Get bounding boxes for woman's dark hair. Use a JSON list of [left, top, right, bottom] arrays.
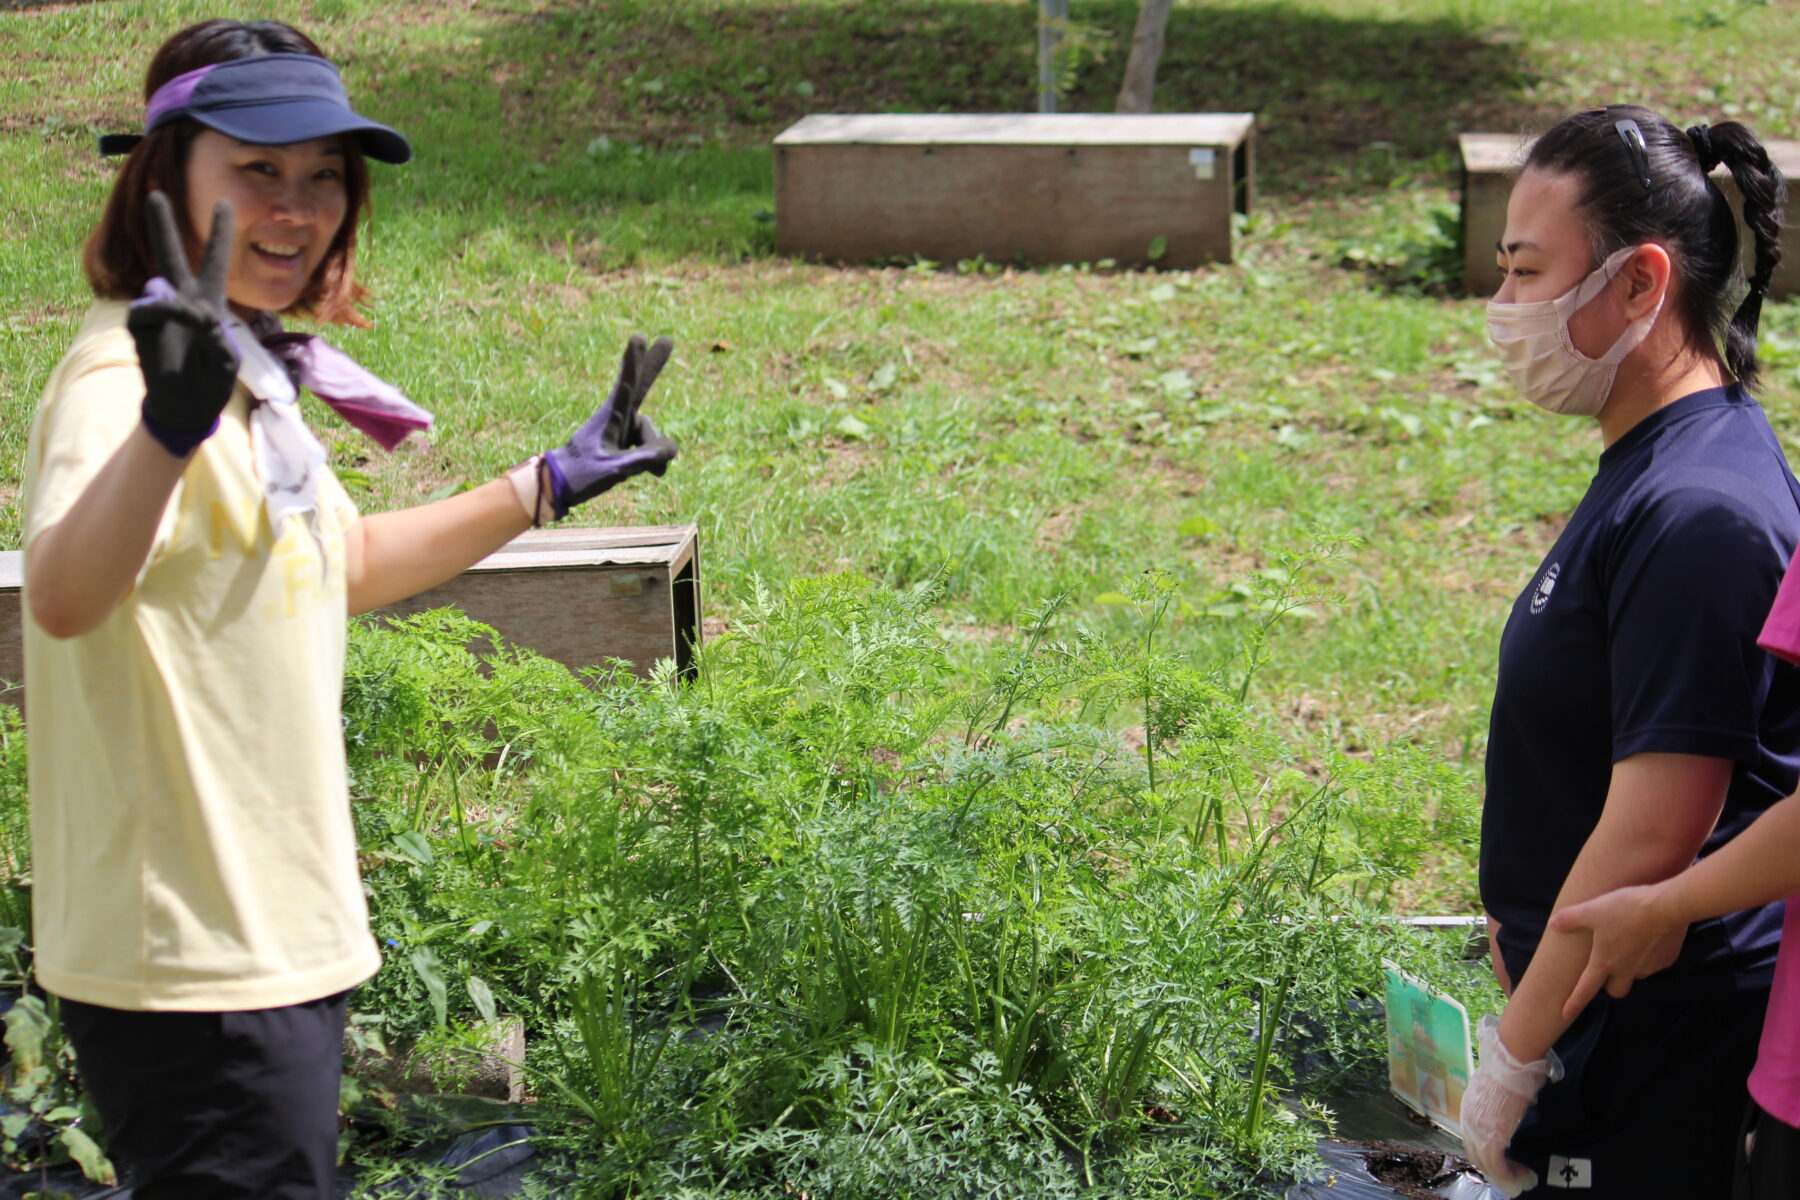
[[83, 20, 372, 326], [1525, 104, 1785, 388]]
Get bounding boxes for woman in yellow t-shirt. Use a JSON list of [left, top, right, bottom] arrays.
[[22, 19, 676, 1197]]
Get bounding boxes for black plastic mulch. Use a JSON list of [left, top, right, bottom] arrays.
[[1289, 1139, 1504, 1200], [0, 1107, 551, 1199]]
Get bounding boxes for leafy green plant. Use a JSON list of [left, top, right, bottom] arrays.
[[1038, 8, 1113, 106], [329, 552, 1494, 1195], [0, 931, 113, 1190], [0, 706, 31, 935], [1332, 189, 1463, 295]]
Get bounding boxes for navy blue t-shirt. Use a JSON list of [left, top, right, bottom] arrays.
[[1482, 385, 1800, 996]]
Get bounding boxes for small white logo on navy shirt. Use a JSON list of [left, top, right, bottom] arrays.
[[1530, 562, 1562, 614], [1547, 1154, 1592, 1188]]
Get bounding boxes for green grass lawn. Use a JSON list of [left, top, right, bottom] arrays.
[[5, 0, 1800, 890]]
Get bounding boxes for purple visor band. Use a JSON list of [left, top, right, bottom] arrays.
[[99, 53, 410, 164], [144, 63, 218, 130]]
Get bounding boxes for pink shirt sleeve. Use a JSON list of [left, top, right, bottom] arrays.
[[1759, 563, 1800, 666]]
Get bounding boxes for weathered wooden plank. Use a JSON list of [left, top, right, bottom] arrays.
[[369, 525, 702, 681], [0, 591, 20, 700], [473, 525, 693, 555], [776, 112, 1255, 146], [776, 113, 1254, 270], [1458, 132, 1527, 175], [460, 545, 687, 572], [0, 525, 703, 700], [1459, 133, 1528, 299], [1461, 133, 1800, 299]]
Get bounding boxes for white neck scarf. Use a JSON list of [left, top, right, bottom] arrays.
[[225, 314, 330, 538]]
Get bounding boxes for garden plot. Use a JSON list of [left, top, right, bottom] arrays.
[[336, 573, 1489, 1193], [0, 568, 1491, 1194]]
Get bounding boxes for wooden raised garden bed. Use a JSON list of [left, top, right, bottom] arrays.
[[775, 112, 1255, 269], [0, 524, 702, 702]]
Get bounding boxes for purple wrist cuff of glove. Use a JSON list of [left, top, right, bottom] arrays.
[[142, 413, 219, 458], [544, 452, 572, 521], [134, 275, 176, 306]]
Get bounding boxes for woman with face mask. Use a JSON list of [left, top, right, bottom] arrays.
[[22, 19, 675, 1197], [1461, 106, 1794, 1199]]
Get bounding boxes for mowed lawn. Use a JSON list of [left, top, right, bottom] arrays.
[[5, 0, 1800, 907]]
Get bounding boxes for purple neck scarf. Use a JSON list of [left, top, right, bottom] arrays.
[[247, 312, 432, 450]]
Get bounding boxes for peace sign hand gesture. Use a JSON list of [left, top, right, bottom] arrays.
[[127, 191, 241, 457], [541, 334, 679, 519]]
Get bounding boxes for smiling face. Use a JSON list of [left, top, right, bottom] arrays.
[[183, 130, 350, 319]]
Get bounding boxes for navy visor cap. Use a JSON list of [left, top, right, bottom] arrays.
[[100, 53, 411, 164]]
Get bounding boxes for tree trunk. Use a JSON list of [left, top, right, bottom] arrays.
[[1038, 0, 1071, 113], [1114, 0, 1175, 114]]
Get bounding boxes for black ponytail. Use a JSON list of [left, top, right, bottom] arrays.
[[1699, 122, 1785, 386], [1526, 105, 1786, 389]]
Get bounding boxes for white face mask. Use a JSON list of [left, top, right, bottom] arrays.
[[1486, 246, 1665, 417]]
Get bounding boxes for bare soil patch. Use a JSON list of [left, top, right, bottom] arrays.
[[1353, 1139, 1476, 1200]]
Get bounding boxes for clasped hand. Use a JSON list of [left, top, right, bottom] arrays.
[[1460, 889, 1684, 1196], [1546, 883, 1687, 1019]]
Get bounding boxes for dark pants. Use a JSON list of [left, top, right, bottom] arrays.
[[1508, 986, 1767, 1198], [1735, 1101, 1800, 1200], [60, 991, 348, 1200]]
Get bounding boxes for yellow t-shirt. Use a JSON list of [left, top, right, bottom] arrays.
[[21, 301, 381, 1011]]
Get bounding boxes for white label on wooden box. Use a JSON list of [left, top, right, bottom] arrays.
[[1189, 148, 1216, 180]]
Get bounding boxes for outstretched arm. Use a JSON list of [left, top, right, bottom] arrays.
[[1550, 555, 1800, 1018], [343, 478, 529, 614], [342, 334, 678, 615]]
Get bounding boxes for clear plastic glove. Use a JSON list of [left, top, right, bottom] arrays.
[[1460, 1015, 1562, 1198]]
